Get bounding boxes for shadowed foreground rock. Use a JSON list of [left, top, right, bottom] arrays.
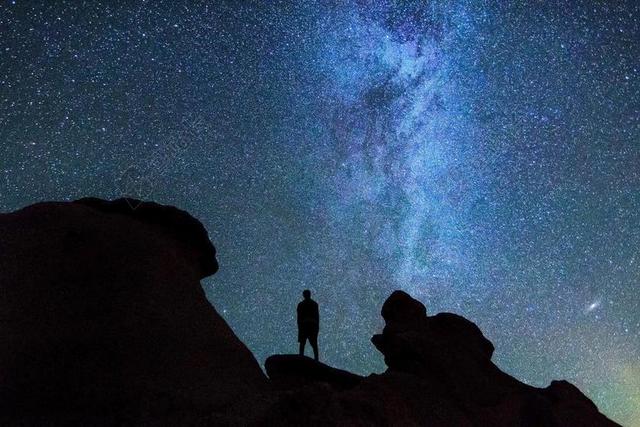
[[0, 199, 620, 426], [0, 198, 267, 425], [262, 291, 619, 426], [266, 354, 363, 391]]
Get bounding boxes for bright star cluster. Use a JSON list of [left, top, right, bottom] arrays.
[[1, 1, 639, 425]]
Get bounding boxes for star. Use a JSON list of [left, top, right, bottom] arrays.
[[1, 1, 638, 425]]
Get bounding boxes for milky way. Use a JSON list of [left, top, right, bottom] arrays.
[[1, 1, 639, 425]]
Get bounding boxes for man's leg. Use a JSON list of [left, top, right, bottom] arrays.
[[299, 336, 306, 356], [310, 334, 318, 361]]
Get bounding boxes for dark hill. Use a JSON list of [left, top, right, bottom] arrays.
[[0, 199, 619, 426]]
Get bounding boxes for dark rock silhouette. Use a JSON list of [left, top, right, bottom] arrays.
[[0, 199, 620, 426], [372, 290, 523, 407], [266, 355, 363, 391], [0, 198, 266, 425], [75, 197, 219, 277], [263, 290, 619, 426]]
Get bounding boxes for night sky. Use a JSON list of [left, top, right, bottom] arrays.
[[1, 1, 639, 425]]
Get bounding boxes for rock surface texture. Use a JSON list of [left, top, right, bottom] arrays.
[[0, 199, 620, 426]]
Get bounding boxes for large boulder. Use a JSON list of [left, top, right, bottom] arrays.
[[366, 291, 619, 427], [265, 354, 363, 391], [0, 198, 267, 424], [371, 290, 511, 406]]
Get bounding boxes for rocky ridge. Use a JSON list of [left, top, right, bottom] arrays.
[[0, 199, 619, 426]]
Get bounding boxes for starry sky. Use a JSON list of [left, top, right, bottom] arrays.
[[1, 1, 639, 425]]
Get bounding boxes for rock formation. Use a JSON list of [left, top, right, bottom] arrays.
[[0, 198, 266, 425], [266, 354, 363, 391], [264, 290, 619, 426], [0, 198, 620, 426]]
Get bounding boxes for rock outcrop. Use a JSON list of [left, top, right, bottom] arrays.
[[367, 290, 620, 426], [0, 198, 266, 425], [0, 198, 620, 426], [264, 290, 619, 426], [266, 355, 363, 391]]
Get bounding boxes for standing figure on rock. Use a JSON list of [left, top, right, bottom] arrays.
[[297, 289, 319, 361]]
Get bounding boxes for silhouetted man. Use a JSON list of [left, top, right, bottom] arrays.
[[297, 289, 319, 361]]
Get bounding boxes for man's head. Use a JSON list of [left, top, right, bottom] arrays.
[[303, 289, 311, 299]]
